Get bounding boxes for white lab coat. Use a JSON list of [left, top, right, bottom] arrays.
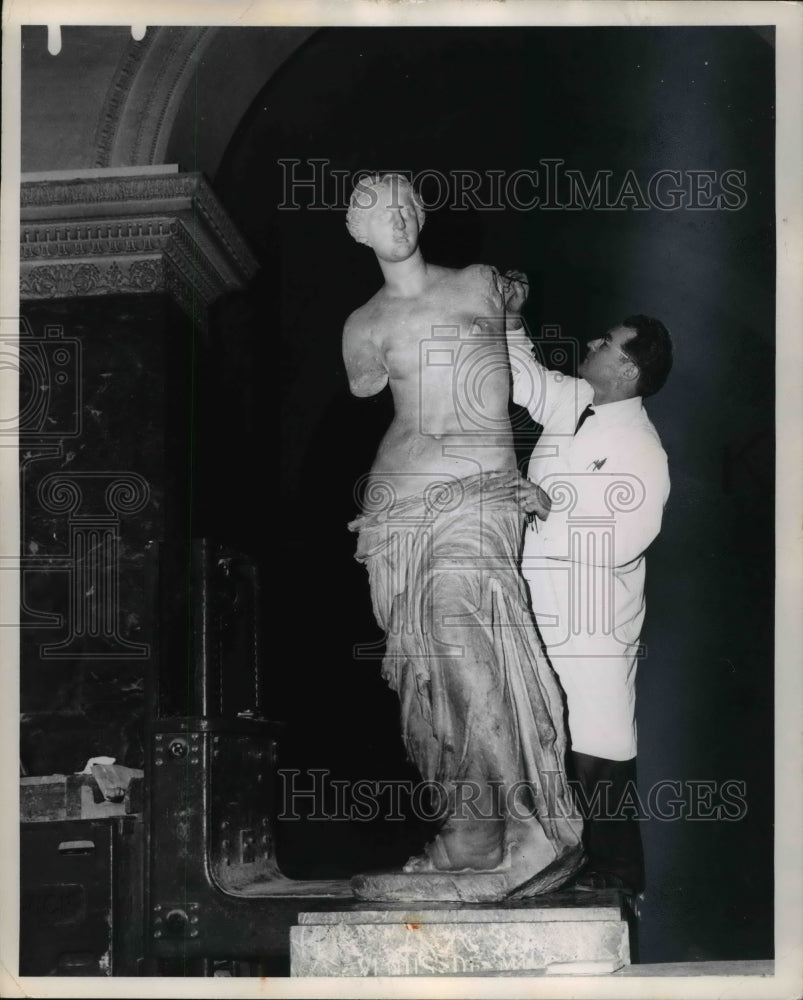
[[507, 329, 670, 759]]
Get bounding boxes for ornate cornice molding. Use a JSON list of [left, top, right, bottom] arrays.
[[20, 171, 258, 325], [20, 259, 164, 299]]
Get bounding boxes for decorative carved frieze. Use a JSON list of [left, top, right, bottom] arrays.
[[92, 27, 219, 168], [19, 259, 164, 300], [20, 171, 258, 324], [92, 29, 156, 168]]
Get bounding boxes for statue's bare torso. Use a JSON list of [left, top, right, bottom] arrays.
[[344, 263, 516, 506]]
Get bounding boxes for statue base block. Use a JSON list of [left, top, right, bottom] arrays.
[[290, 890, 631, 977]]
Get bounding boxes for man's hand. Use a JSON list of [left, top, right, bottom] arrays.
[[518, 479, 551, 521], [500, 269, 529, 316]]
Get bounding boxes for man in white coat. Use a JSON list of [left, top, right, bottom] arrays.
[[506, 302, 673, 894]]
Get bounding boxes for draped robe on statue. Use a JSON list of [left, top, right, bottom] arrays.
[[349, 471, 584, 899]]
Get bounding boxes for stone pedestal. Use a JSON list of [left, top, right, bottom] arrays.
[[290, 891, 630, 977]]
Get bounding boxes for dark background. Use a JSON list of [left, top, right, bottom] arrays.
[[191, 26, 774, 964]]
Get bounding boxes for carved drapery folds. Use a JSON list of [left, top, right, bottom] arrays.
[[20, 170, 258, 325]]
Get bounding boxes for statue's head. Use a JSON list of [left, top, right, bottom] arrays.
[[346, 173, 426, 260]]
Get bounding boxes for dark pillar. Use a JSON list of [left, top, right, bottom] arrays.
[[18, 169, 257, 774]]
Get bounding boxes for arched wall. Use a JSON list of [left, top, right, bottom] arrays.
[[21, 26, 315, 178]]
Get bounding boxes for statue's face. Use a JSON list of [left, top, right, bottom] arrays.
[[363, 185, 421, 262]]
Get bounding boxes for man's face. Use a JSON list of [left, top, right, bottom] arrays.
[[578, 325, 638, 388], [363, 184, 420, 262]]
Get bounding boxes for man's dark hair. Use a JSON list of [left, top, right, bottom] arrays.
[[621, 314, 673, 397]]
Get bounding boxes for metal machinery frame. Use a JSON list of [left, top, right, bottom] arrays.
[[144, 539, 350, 976]]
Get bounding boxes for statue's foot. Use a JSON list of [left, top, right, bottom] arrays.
[[402, 836, 460, 873], [403, 820, 506, 874], [352, 829, 583, 902], [402, 847, 444, 874]]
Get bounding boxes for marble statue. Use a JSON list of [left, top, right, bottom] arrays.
[[344, 173, 583, 901]]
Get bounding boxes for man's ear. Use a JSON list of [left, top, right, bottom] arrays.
[[621, 362, 640, 383]]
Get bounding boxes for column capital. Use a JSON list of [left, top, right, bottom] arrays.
[[20, 168, 258, 326]]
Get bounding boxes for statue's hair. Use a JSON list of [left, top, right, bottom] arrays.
[[346, 173, 426, 245]]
